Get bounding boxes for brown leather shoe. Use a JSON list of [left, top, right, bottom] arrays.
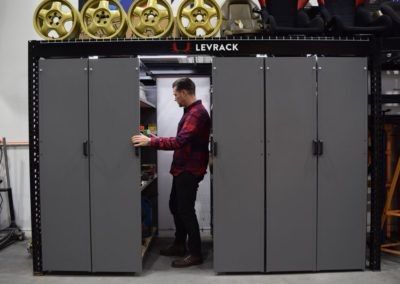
[[160, 244, 187, 257], [171, 255, 203, 268]]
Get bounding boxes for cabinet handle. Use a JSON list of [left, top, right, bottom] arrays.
[[312, 140, 323, 156], [318, 141, 324, 156], [312, 140, 318, 156], [83, 141, 89, 157]]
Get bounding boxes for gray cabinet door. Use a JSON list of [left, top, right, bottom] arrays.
[[265, 57, 317, 272], [212, 58, 265, 273], [39, 59, 91, 271], [89, 58, 141, 272], [317, 58, 367, 271]]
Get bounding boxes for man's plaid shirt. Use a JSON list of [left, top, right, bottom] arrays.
[[150, 100, 211, 177]]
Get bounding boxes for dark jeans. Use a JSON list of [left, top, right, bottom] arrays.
[[169, 172, 203, 257]]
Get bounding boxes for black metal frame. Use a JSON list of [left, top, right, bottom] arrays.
[[29, 36, 373, 57], [28, 36, 385, 273], [28, 53, 42, 273], [369, 38, 384, 271]]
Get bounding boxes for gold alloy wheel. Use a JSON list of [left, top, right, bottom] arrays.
[[33, 0, 80, 40], [128, 0, 174, 38], [80, 0, 127, 39], [176, 0, 222, 38]]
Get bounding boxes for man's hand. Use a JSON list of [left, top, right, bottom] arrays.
[[131, 134, 151, 147]]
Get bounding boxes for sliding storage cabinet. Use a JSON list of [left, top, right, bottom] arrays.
[[212, 57, 367, 273], [316, 58, 367, 271], [212, 57, 265, 273], [39, 58, 142, 273], [39, 58, 92, 272], [265, 57, 367, 272], [265, 57, 318, 272]]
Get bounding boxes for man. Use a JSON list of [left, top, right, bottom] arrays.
[[131, 78, 211, 268]]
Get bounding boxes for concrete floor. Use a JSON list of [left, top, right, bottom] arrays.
[[1, 238, 400, 284]]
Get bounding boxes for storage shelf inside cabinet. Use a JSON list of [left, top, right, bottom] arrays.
[[141, 227, 157, 258], [141, 175, 157, 192], [140, 99, 156, 109]]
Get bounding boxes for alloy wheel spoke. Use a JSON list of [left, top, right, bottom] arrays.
[[104, 23, 116, 35], [133, 6, 145, 16], [86, 8, 96, 19], [55, 24, 68, 36], [159, 9, 169, 20], [202, 21, 213, 34], [206, 7, 217, 18], [40, 21, 52, 36], [99, 0, 109, 10], [61, 11, 73, 22], [186, 23, 198, 35], [110, 10, 121, 22], [38, 9, 49, 20], [194, 0, 204, 8], [51, 1, 62, 11], [87, 21, 99, 34]]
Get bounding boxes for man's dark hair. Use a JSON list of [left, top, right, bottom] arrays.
[[173, 78, 196, 95]]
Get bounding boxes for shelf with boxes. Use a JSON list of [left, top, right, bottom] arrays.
[[138, 73, 158, 264]]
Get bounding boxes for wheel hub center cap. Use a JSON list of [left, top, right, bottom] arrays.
[[95, 9, 111, 25], [193, 9, 207, 23], [47, 11, 63, 26]]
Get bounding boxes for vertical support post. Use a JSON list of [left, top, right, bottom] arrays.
[[370, 37, 384, 271], [29, 41, 43, 274]]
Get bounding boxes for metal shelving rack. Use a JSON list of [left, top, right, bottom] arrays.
[[29, 36, 384, 273], [369, 37, 384, 271], [382, 37, 400, 126], [378, 37, 400, 261]]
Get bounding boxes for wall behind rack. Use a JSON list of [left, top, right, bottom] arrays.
[[0, 0, 79, 234]]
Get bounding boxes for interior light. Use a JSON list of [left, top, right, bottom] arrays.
[[138, 55, 188, 59]]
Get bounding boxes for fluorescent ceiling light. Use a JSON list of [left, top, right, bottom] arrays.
[[151, 70, 195, 75], [138, 55, 188, 59]]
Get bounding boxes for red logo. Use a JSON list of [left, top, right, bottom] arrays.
[[171, 42, 191, 53]]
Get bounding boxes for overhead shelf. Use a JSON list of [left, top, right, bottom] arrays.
[[29, 36, 373, 58]]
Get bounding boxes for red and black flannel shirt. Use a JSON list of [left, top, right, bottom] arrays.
[[150, 100, 211, 177]]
